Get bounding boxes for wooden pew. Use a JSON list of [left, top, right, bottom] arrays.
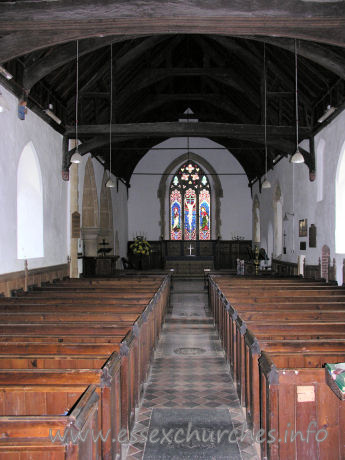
[[259, 352, 345, 460], [0, 274, 170, 456], [209, 275, 345, 460], [0, 355, 122, 460], [0, 295, 154, 305], [0, 384, 101, 460], [0, 325, 148, 436], [0, 312, 140, 323], [243, 332, 345, 433]]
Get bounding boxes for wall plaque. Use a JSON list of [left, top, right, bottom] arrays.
[[300, 241, 306, 250], [309, 224, 317, 248], [71, 211, 80, 238], [299, 218, 308, 237]]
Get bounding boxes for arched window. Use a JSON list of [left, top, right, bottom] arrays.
[[335, 141, 345, 253], [17, 142, 44, 259], [273, 184, 283, 257], [316, 138, 325, 202], [170, 162, 211, 240]]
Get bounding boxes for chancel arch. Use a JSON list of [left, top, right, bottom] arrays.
[[158, 152, 223, 240], [17, 142, 44, 260], [81, 157, 99, 256]]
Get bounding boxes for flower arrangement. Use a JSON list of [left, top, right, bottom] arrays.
[[130, 236, 151, 256]]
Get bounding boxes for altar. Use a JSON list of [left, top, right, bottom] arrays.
[[127, 239, 252, 271], [164, 242, 214, 275], [165, 257, 214, 275]]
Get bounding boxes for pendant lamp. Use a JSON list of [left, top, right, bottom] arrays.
[[106, 43, 115, 188], [291, 39, 304, 164], [71, 40, 82, 164], [262, 43, 271, 189]]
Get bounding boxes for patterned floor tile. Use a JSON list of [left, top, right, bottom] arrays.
[[124, 278, 257, 460]]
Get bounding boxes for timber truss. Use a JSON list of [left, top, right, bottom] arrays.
[[1, 1, 345, 183]]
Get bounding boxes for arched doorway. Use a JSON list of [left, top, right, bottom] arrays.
[[99, 171, 114, 252], [273, 184, 283, 258], [81, 157, 99, 256]]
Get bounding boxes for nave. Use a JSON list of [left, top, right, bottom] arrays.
[[0, 272, 345, 460], [125, 277, 258, 460]]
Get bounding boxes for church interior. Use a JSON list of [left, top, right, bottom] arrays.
[[1, 1, 345, 459]]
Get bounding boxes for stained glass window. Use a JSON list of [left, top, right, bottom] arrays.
[[184, 188, 197, 240], [169, 162, 211, 240], [170, 189, 182, 240], [199, 189, 210, 240]]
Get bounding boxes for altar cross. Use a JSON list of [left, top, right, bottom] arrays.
[[188, 244, 195, 256]]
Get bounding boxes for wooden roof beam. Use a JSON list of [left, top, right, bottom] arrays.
[[120, 93, 251, 123], [211, 35, 312, 109], [22, 36, 135, 90], [75, 35, 169, 97], [246, 36, 345, 81], [116, 67, 253, 107], [64, 121, 310, 141]]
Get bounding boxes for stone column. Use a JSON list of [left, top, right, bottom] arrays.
[[69, 140, 79, 278]]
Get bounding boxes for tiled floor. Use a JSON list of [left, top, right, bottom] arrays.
[[124, 277, 259, 460]]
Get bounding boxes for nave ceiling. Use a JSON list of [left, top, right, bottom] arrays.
[[1, 1, 345, 184]]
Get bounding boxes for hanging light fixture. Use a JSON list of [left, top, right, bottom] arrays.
[[186, 108, 191, 162], [291, 39, 304, 164], [262, 43, 271, 189], [317, 104, 336, 124], [283, 211, 294, 222], [71, 40, 82, 164], [106, 42, 116, 188], [0, 65, 13, 81]]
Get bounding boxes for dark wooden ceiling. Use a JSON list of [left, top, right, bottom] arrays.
[[1, 1, 345, 184]]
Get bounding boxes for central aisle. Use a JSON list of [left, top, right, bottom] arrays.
[[125, 277, 258, 460]]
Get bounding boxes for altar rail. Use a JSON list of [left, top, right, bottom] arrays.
[[272, 259, 298, 277], [272, 258, 337, 282]]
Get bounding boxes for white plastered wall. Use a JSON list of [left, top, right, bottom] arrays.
[[252, 108, 345, 284], [0, 83, 129, 276], [0, 84, 68, 274], [128, 137, 252, 240]]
